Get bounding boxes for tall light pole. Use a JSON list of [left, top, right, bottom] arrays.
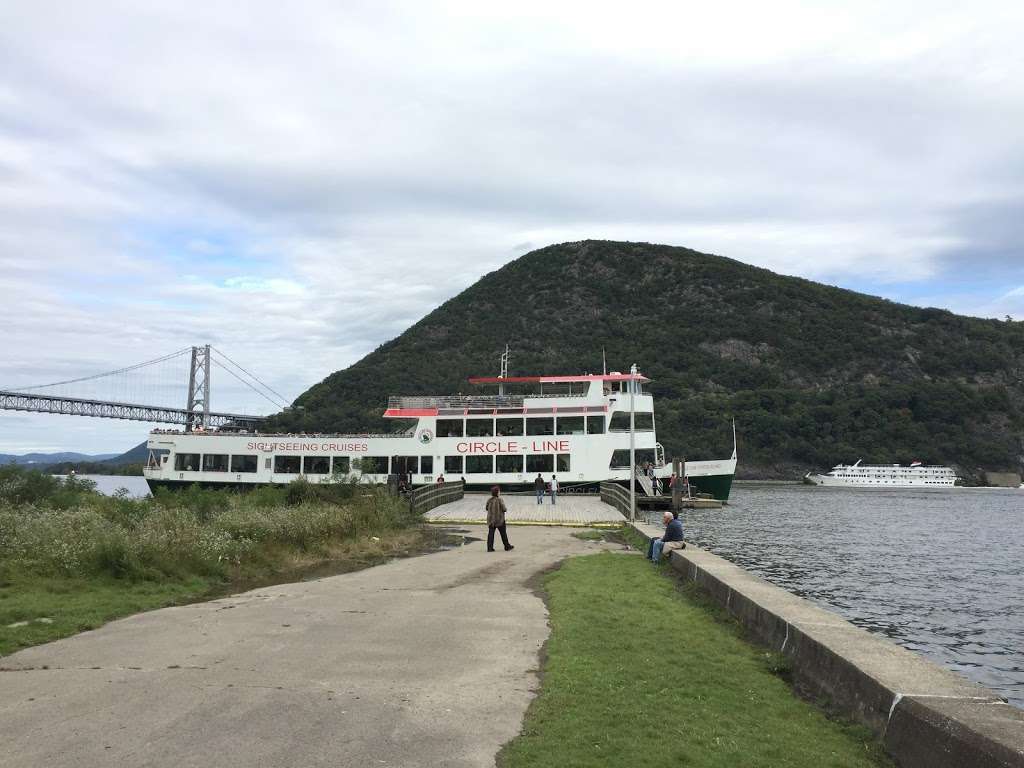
[[629, 363, 636, 522]]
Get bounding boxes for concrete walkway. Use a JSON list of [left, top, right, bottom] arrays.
[[0, 526, 617, 768], [426, 493, 625, 525]]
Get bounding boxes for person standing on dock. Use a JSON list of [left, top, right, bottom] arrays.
[[534, 474, 545, 504], [486, 486, 513, 552], [550, 474, 559, 505]]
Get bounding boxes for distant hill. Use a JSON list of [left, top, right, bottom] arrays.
[[102, 441, 149, 465], [267, 240, 1024, 481], [15, 443, 150, 476], [0, 451, 118, 465]]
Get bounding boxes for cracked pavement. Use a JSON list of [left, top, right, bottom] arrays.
[[0, 525, 617, 768]]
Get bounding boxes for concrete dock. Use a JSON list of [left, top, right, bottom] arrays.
[[424, 492, 626, 526]]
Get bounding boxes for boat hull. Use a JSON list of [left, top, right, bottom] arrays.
[[688, 472, 734, 501], [805, 473, 955, 488]]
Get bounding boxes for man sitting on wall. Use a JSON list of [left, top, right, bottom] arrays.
[[647, 511, 685, 563]]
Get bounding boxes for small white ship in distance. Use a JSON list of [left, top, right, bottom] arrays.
[[804, 459, 958, 488], [144, 363, 738, 500]]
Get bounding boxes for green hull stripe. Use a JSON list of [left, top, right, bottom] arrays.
[[689, 473, 734, 502]]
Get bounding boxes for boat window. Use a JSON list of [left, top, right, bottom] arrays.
[[496, 417, 524, 436], [174, 453, 201, 471], [391, 456, 419, 475], [557, 454, 571, 472], [436, 419, 464, 438], [497, 455, 523, 474], [231, 455, 258, 473], [586, 415, 605, 434], [420, 456, 433, 474], [466, 455, 493, 474], [445, 455, 463, 473], [274, 456, 301, 474], [526, 417, 554, 436], [608, 412, 654, 432], [202, 454, 229, 472], [360, 456, 389, 474], [526, 454, 554, 473], [304, 456, 331, 474], [556, 416, 584, 435], [466, 419, 494, 437], [608, 449, 655, 468], [332, 456, 350, 474]]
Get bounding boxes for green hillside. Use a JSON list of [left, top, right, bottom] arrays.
[[269, 241, 1024, 481]]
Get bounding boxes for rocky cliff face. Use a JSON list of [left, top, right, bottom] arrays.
[[270, 240, 1024, 480]]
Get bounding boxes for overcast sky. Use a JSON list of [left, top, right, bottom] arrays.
[[1, 0, 1022, 454]]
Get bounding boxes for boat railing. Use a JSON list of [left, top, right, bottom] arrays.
[[149, 429, 416, 438], [389, 395, 526, 409]]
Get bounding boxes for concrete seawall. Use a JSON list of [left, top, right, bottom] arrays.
[[630, 522, 1024, 768]]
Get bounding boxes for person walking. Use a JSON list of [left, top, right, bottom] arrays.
[[549, 474, 559, 505], [486, 486, 513, 552], [534, 473, 545, 505]]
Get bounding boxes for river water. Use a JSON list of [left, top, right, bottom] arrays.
[[71, 475, 151, 497], [678, 483, 1024, 708]]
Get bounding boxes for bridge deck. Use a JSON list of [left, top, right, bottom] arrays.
[[424, 493, 625, 526]]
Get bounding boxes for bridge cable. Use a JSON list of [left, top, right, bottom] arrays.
[[3, 347, 193, 392], [211, 348, 290, 406], [210, 359, 288, 410]]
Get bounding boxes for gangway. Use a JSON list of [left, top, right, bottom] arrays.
[[634, 465, 654, 496]]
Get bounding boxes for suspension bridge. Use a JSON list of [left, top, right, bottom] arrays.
[[0, 346, 288, 431]]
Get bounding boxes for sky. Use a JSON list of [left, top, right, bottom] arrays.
[[1, 0, 1022, 454]]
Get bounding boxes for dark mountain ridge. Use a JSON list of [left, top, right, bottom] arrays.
[[270, 241, 1024, 481]]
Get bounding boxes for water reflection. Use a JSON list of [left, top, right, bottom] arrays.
[[673, 483, 1024, 708]]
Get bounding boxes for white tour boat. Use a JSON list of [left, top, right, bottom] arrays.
[[804, 460, 958, 488], [144, 366, 738, 500]]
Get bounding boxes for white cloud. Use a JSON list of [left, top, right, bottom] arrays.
[[1, 0, 1023, 452]]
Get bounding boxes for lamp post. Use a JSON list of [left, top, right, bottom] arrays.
[[629, 363, 636, 522]]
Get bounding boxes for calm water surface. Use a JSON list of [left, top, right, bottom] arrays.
[[678, 483, 1024, 707], [73, 474, 151, 497]]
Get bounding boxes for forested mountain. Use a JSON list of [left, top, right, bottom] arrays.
[[268, 241, 1024, 480]]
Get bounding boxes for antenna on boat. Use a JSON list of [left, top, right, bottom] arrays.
[[498, 344, 510, 396], [602, 347, 607, 376]]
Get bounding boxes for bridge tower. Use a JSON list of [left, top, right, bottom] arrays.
[[185, 344, 211, 432]]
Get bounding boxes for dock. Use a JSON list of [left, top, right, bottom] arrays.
[[423, 492, 626, 526]]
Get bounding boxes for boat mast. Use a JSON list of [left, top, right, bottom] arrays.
[[498, 344, 510, 396]]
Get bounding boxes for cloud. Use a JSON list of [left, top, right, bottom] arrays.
[[1, 0, 1023, 451]]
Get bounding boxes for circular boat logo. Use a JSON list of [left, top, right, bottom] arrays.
[[417, 429, 434, 445]]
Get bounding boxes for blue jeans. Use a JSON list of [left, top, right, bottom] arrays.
[[550, 490, 557, 505], [649, 538, 665, 563], [536, 490, 543, 504]]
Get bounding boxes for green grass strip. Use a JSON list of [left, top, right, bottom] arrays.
[[0, 575, 212, 656], [499, 552, 890, 768]]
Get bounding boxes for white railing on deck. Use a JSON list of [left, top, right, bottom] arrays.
[[388, 392, 588, 409]]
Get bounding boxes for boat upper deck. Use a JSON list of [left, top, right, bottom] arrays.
[[384, 371, 651, 417]]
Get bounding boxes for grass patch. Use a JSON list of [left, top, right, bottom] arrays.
[[570, 529, 606, 541], [0, 466, 444, 656], [0, 573, 212, 656], [0, 527, 444, 656], [498, 552, 890, 768]]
